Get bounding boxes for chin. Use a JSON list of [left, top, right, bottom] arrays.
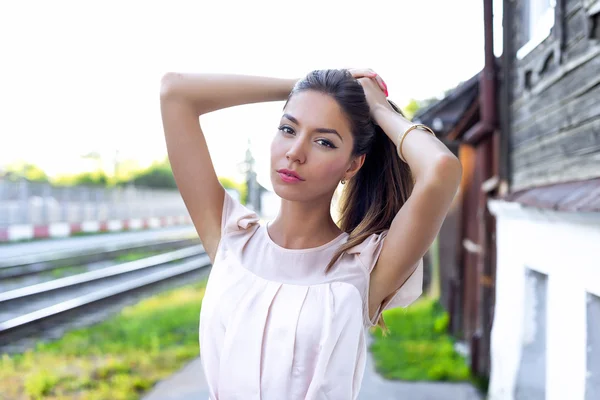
[[272, 181, 338, 205], [271, 181, 307, 202]]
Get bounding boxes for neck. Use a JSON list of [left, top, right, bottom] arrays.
[[269, 195, 343, 250]]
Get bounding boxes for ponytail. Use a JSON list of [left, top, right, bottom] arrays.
[[326, 102, 414, 330]]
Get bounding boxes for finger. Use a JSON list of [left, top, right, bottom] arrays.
[[350, 68, 378, 79], [352, 68, 387, 95], [373, 75, 388, 96], [357, 77, 381, 93]]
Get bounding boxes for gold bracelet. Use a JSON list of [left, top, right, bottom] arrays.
[[397, 124, 436, 163]]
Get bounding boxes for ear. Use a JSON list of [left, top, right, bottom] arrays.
[[344, 153, 366, 180]]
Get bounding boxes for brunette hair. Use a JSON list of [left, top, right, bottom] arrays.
[[286, 69, 415, 329]]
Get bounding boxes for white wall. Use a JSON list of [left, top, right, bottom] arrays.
[[488, 199, 600, 400]]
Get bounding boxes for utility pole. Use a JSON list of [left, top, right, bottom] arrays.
[[244, 139, 259, 212]]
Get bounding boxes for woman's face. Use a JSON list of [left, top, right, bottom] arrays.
[[270, 90, 359, 202]]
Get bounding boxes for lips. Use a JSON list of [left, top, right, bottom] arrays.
[[277, 169, 304, 182]]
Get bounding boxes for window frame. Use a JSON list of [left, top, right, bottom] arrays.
[[517, 0, 557, 60]]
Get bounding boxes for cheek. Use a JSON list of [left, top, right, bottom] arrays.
[[314, 157, 348, 180]]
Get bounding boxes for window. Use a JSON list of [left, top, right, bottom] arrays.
[[516, 269, 547, 399], [587, 0, 600, 40], [517, 0, 557, 59]]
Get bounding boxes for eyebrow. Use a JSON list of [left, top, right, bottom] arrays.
[[282, 113, 343, 142]]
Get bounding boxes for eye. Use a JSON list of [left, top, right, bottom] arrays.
[[278, 125, 294, 135], [316, 139, 336, 149]]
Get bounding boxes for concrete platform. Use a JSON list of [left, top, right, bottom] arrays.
[[142, 340, 484, 400]]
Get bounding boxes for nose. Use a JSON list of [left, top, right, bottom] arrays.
[[285, 137, 307, 164]]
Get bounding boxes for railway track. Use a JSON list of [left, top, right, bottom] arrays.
[[0, 236, 201, 279], [0, 238, 211, 352]]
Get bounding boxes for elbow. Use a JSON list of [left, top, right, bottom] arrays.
[[160, 72, 184, 100], [438, 154, 463, 184], [444, 154, 462, 180], [427, 154, 463, 190]]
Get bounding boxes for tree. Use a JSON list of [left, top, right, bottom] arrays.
[[219, 176, 248, 205], [130, 158, 177, 189], [4, 161, 49, 182], [403, 99, 421, 120], [403, 83, 461, 120], [73, 170, 109, 186]]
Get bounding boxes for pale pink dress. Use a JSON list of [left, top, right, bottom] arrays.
[[199, 192, 423, 399]]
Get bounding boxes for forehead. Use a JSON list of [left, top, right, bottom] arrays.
[[283, 91, 351, 133]]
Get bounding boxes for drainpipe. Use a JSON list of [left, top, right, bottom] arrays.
[[463, 0, 497, 145], [468, 0, 498, 378]]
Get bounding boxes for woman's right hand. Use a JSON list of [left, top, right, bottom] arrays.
[[348, 68, 388, 97]]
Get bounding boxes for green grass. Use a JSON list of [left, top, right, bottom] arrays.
[[0, 280, 206, 399], [370, 297, 471, 382], [45, 265, 88, 279], [114, 250, 164, 263]]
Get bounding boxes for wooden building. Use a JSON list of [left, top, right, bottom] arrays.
[[488, 0, 600, 399], [416, 0, 600, 398]]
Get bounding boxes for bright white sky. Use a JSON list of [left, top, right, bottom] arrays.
[[0, 0, 502, 190]]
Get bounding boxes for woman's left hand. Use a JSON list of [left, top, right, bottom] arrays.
[[348, 68, 394, 118], [348, 68, 387, 94]]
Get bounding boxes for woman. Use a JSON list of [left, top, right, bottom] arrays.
[[160, 68, 462, 399]]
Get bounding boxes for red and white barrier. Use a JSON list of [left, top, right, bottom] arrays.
[[0, 215, 193, 242]]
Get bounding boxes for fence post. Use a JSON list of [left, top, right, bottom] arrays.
[[61, 186, 69, 223], [115, 186, 121, 220], [109, 186, 116, 220], [149, 189, 155, 218], [95, 187, 103, 221], [18, 179, 29, 225], [79, 186, 88, 222], [42, 183, 51, 225], [0, 180, 5, 226], [124, 185, 131, 220], [130, 185, 136, 219]]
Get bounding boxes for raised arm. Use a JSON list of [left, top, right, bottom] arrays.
[[159, 73, 297, 261], [360, 78, 462, 320]]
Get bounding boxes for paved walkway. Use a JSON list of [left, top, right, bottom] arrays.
[[142, 336, 483, 400], [357, 340, 483, 399], [142, 358, 209, 400]]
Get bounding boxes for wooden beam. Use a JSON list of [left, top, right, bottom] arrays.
[[447, 99, 480, 141]]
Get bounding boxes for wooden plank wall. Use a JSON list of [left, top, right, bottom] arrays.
[[507, 0, 600, 191]]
